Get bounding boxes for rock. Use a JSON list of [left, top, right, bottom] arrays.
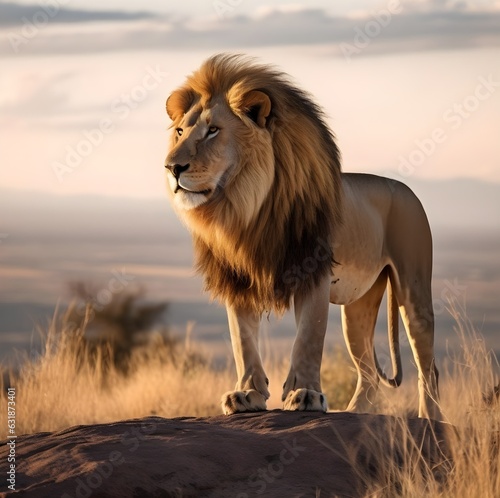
[[0, 411, 450, 497]]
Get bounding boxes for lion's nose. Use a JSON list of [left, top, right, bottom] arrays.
[[165, 163, 190, 179]]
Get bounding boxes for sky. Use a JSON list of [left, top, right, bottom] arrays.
[[3, 0, 478, 21], [0, 0, 499, 362], [0, 0, 499, 199]]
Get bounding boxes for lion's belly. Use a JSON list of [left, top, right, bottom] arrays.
[[328, 175, 393, 305], [328, 262, 384, 305]]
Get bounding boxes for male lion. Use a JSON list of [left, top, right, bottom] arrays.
[[164, 54, 441, 420]]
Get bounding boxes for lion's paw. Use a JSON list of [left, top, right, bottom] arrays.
[[221, 389, 267, 415], [283, 388, 328, 412]]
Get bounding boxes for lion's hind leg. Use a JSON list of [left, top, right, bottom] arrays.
[[398, 290, 441, 420], [342, 271, 387, 413]]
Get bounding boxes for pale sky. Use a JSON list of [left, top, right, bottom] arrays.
[[0, 0, 499, 198]]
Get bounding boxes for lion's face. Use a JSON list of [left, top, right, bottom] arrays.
[[165, 83, 274, 218], [165, 96, 242, 211]]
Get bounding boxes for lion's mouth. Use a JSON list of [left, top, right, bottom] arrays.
[[175, 184, 212, 196]]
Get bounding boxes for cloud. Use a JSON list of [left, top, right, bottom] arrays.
[[0, 2, 158, 26], [0, 3, 499, 56], [0, 71, 73, 115]]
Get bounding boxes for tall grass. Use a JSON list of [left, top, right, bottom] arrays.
[[0, 304, 357, 436], [1, 310, 228, 435], [356, 303, 500, 497], [1, 303, 499, 496]]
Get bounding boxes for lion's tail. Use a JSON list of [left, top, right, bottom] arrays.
[[374, 275, 403, 388]]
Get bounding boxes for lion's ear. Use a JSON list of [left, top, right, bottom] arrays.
[[166, 88, 196, 121], [232, 90, 271, 128]]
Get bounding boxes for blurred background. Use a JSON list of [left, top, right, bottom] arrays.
[[1, 0, 499, 370]]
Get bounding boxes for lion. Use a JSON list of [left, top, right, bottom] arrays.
[[164, 54, 441, 420]]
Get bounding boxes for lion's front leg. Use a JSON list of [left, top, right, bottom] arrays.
[[221, 304, 270, 415], [282, 274, 330, 412]]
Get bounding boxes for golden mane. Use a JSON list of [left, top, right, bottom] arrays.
[[167, 54, 343, 314]]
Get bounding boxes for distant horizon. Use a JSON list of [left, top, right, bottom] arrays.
[[3, 173, 500, 199], [3, 175, 500, 233], [1, 183, 499, 366]]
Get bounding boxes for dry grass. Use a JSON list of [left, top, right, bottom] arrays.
[[1, 302, 500, 496], [0, 304, 356, 436], [355, 303, 500, 497], [1, 316, 226, 435]]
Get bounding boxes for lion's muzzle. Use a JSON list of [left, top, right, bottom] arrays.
[[165, 160, 216, 209], [164, 162, 189, 179], [165, 162, 191, 194]]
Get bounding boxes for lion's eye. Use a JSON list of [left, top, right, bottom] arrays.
[[175, 128, 183, 137], [207, 126, 219, 137]]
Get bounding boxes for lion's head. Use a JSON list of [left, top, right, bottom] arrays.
[[165, 60, 275, 223], [165, 54, 342, 313]]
